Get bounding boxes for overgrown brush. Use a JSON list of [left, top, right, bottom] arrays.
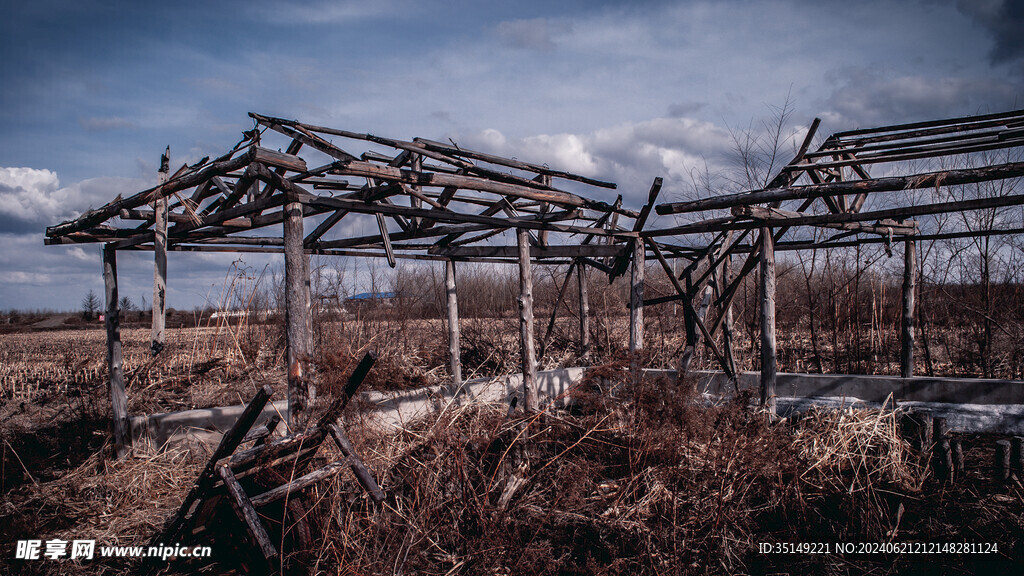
[[310, 365, 947, 575]]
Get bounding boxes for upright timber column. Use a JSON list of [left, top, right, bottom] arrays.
[[629, 240, 645, 381], [151, 146, 169, 356], [445, 259, 462, 390], [901, 239, 917, 379], [759, 229, 777, 415], [103, 245, 129, 458], [517, 228, 539, 411], [629, 240, 645, 353], [283, 200, 314, 429], [577, 260, 590, 360]]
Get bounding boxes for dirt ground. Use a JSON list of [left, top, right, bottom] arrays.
[[0, 320, 1022, 574]]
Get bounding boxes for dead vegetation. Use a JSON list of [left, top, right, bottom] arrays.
[[2, 356, 1023, 574]]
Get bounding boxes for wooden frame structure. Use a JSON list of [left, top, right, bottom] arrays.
[[45, 112, 655, 455], [45, 108, 1024, 452], [647, 108, 1024, 413]]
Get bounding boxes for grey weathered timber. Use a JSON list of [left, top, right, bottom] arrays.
[[760, 229, 777, 415], [283, 200, 314, 430], [995, 440, 1012, 481], [902, 240, 917, 379], [578, 261, 590, 360], [151, 147, 169, 356], [327, 423, 386, 502], [217, 464, 279, 562], [517, 228, 539, 412], [432, 244, 626, 259], [629, 240, 645, 355], [732, 205, 917, 236], [655, 161, 1024, 216], [445, 259, 462, 390], [103, 245, 129, 458]]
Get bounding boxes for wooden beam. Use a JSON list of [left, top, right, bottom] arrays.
[[47, 152, 253, 238], [445, 259, 462, 390], [330, 159, 615, 211], [413, 136, 618, 189], [217, 464, 279, 562], [517, 228, 539, 412], [284, 201, 314, 430], [578, 260, 590, 360], [902, 239, 917, 379], [326, 424, 385, 502], [655, 161, 1024, 216], [432, 244, 626, 259], [760, 229, 777, 415], [375, 212, 396, 268], [152, 147, 169, 356], [629, 240, 644, 354], [646, 239, 734, 379], [103, 245, 129, 459], [731, 205, 917, 236]]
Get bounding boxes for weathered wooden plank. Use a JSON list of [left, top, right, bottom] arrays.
[[760, 229, 777, 415], [330, 159, 614, 211], [152, 148, 168, 357], [433, 245, 626, 259], [655, 161, 1024, 216], [518, 228, 539, 412], [103, 246, 129, 459], [629, 240, 644, 355], [284, 200, 314, 430], [327, 423, 386, 502], [902, 240, 917, 379], [375, 212, 396, 268], [731, 205, 917, 236], [445, 259, 462, 390], [217, 464, 279, 561], [578, 261, 590, 360], [413, 136, 618, 189], [47, 152, 252, 238], [248, 458, 354, 508]]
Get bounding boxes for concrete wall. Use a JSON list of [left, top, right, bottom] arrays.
[[131, 367, 586, 450], [131, 368, 1024, 450]]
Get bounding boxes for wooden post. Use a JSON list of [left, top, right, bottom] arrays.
[[445, 259, 462, 389], [103, 245, 129, 458], [933, 417, 953, 480], [517, 228, 539, 412], [577, 260, 590, 360], [759, 229, 777, 415], [995, 440, 1012, 481], [1012, 436, 1024, 475], [629, 240, 645, 382], [629, 240, 645, 353], [284, 200, 314, 429], [151, 146, 169, 356], [901, 239, 917, 378], [679, 272, 699, 376]]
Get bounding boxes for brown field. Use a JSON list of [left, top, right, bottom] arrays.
[[1, 302, 1023, 574]]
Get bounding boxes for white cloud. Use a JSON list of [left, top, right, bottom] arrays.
[[452, 115, 735, 207], [0, 167, 146, 230]]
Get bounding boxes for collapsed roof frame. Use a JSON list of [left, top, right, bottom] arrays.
[[645, 108, 1024, 413], [45, 108, 1024, 457], [46, 112, 661, 457]]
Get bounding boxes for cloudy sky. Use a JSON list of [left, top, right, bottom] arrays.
[[1, 0, 1022, 311]]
